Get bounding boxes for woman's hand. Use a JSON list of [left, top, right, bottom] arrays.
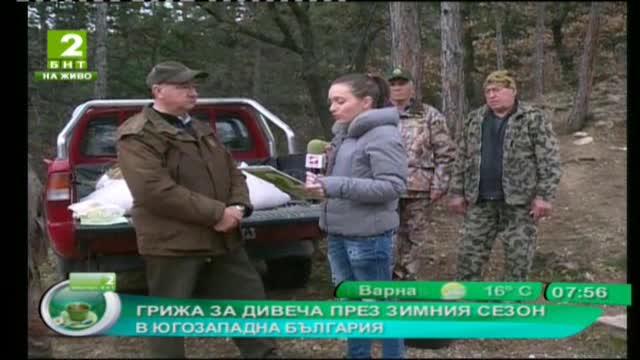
[[304, 171, 326, 198]]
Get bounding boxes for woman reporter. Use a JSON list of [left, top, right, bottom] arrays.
[[305, 73, 408, 359]]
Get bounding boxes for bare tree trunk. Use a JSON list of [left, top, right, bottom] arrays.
[[252, 44, 262, 100], [534, 2, 546, 101], [441, 2, 465, 139], [352, 23, 385, 73], [93, 3, 108, 99], [290, 4, 333, 140], [28, 158, 53, 358], [462, 4, 482, 111], [32, 5, 51, 127], [40, 5, 50, 70], [303, 72, 332, 139], [567, 2, 602, 131], [495, 3, 505, 70], [352, 3, 383, 73], [28, 159, 47, 277], [551, 3, 575, 85], [389, 2, 423, 109]]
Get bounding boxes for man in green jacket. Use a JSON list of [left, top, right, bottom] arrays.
[[448, 70, 562, 281], [117, 61, 278, 358]]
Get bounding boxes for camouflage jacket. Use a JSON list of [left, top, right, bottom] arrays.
[[398, 103, 456, 198], [449, 102, 562, 206]]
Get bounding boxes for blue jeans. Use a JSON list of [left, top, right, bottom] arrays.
[[327, 230, 405, 359]]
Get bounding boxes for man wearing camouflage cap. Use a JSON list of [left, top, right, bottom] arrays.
[[448, 70, 562, 281], [117, 61, 279, 358], [387, 67, 456, 281]]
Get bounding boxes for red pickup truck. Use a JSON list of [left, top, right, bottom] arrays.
[[44, 98, 323, 289]]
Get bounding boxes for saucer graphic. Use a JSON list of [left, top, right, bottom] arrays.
[[54, 310, 99, 330]]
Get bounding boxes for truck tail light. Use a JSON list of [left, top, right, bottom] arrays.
[[47, 172, 71, 201]]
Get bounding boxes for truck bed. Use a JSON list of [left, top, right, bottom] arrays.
[[70, 157, 323, 258]]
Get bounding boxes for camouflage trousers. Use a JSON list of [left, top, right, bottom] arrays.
[[393, 197, 433, 281], [456, 200, 537, 282]]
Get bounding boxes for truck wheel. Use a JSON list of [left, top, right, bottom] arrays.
[[263, 256, 312, 290]]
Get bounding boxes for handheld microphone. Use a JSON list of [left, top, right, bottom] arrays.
[[305, 139, 329, 175]]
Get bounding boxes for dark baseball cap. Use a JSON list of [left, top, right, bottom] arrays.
[[387, 67, 413, 82], [146, 61, 209, 87]]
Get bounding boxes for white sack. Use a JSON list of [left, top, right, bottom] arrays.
[[95, 173, 116, 190], [79, 179, 133, 213], [96, 166, 124, 190]]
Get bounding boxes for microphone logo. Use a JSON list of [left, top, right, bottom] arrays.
[[305, 154, 325, 169]]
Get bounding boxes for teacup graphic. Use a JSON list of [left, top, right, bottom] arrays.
[[42, 280, 122, 336], [67, 302, 91, 322]]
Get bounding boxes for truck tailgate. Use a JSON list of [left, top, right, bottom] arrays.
[[75, 203, 322, 237]]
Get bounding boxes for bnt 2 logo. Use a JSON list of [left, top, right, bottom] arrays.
[[34, 30, 98, 82]]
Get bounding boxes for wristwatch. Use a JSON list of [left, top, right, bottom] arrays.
[[233, 205, 246, 216]]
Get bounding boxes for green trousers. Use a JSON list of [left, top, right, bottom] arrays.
[[144, 246, 278, 358]]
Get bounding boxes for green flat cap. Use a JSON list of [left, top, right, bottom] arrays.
[[387, 67, 413, 82], [146, 61, 208, 87]]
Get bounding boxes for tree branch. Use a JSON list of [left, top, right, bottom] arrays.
[[353, 24, 385, 72], [350, 3, 377, 71], [287, 2, 313, 54], [552, 3, 571, 28], [197, 3, 302, 54], [267, 3, 303, 54]]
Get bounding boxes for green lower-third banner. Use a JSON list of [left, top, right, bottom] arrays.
[[101, 295, 602, 339]]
